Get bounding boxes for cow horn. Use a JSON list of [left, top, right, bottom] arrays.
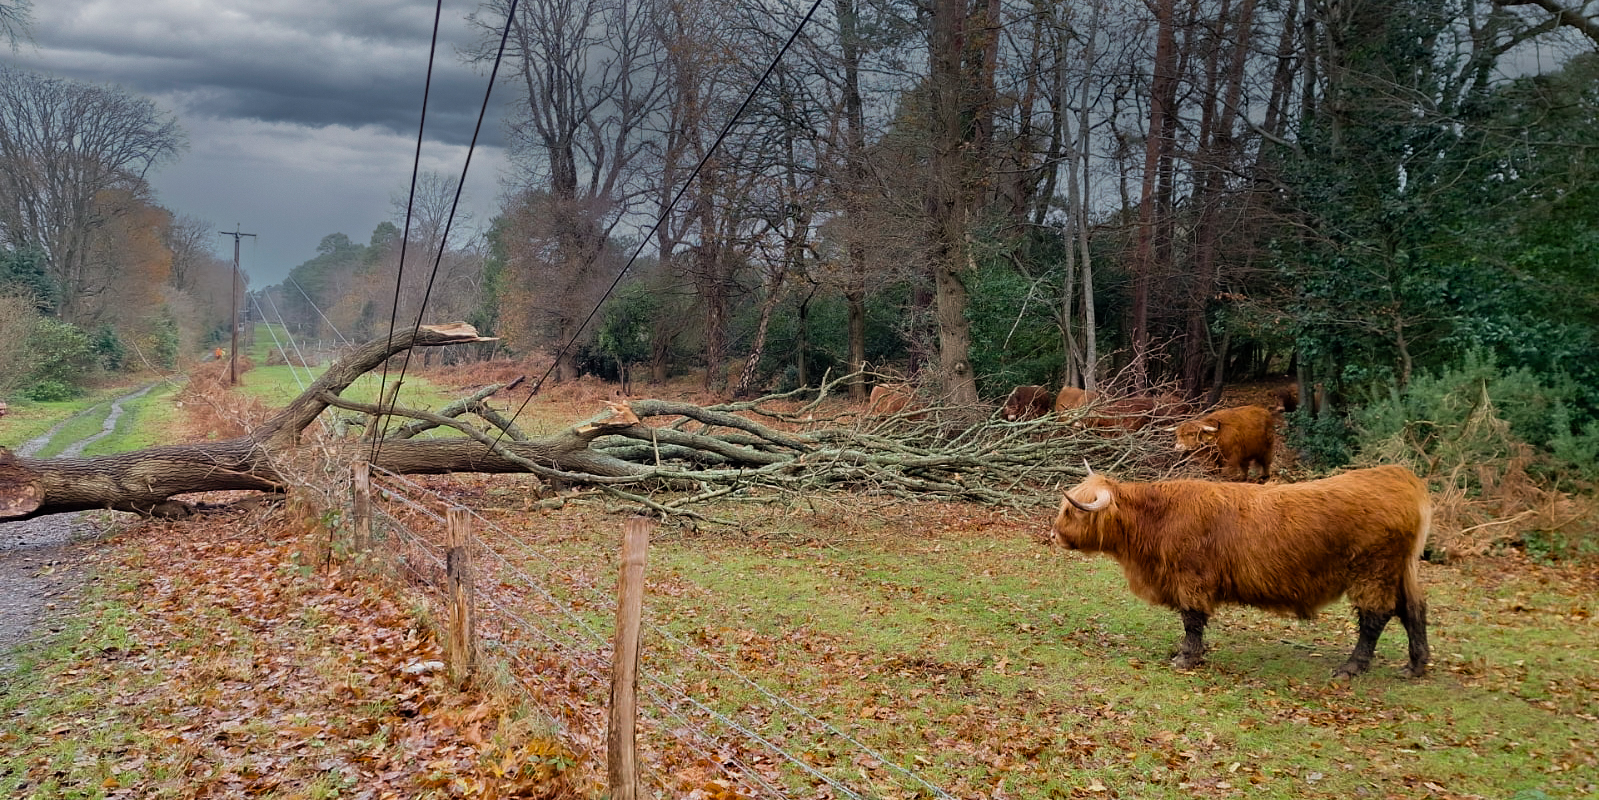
[[1082, 459, 1095, 476], [1065, 486, 1112, 512]]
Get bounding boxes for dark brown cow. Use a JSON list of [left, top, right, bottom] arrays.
[[1275, 384, 1300, 415], [1050, 465, 1431, 679], [1002, 385, 1055, 421], [1171, 404, 1275, 481]]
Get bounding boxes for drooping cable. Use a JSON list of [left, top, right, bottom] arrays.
[[369, 0, 522, 466], [368, 0, 446, 465]]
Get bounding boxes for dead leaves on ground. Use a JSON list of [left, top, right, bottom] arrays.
[[2, 513, 589, 799]]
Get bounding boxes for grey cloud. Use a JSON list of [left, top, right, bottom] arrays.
[[15, 0, 503, 147]]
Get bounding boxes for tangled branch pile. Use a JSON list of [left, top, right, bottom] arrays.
[[372, 372, 1185, 520]]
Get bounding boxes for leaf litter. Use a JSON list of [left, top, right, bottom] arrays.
[[0, 509, 591, 799]]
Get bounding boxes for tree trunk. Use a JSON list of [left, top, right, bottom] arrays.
[[1, 325, 1158, 524], [926, 0, 981, 406], [1129, 0, 1180, 391], [838, 0, 870, 404]]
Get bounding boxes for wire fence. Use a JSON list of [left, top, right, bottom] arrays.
[[327, 463, 957, 800]]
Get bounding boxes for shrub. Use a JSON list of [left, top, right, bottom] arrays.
[[1283, 408, 1353, 469], [27, 317, 98, 394], [92, 324, 129, 371], [1347, 352, 1599, 560], [22, 379, 79, 402]]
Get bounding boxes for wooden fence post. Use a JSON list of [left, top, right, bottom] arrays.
[[446, 506, 476, 686], [351, 461, 372, 554], [608, 517, 654, 800]]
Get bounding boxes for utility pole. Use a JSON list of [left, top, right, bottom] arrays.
[[218, 226, 257, 386]]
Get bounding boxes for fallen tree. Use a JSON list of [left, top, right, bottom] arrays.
[[0, 323, 1175, 522]]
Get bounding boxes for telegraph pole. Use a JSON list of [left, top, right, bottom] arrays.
[[218, 226, 257, 386]]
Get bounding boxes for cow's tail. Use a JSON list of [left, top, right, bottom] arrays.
[[1396, 491, 1432, 675], [1402, 494, 1431, 613]]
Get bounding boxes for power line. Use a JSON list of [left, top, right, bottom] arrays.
[[370, 0, 523, 465], [488, 0, 830, 453], [369, 0, 447, 466], [285, 275, 351, 346]]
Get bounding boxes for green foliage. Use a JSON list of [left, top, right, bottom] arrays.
[[21, 379, 78, 402], [596, 283, 660, 368], [1354, 351, 1590, 467], [965, 260, 1063, 399], [1549, 411, 1599, 483], [25, 317, 97, 398], [149, 311, 180, 369], [0, 246, 56, 312], [1271, 11, 1599, 420], [1283, 407, 1353, 470], [91, 324, 128, 371]]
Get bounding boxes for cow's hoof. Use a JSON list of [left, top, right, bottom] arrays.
[[1401, 663, 1428, 679], [1331, 661, 1366, 681], [1171, 653, 1204, 670]]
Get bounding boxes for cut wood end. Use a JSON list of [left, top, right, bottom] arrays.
[[419, 322, 500, 343], [0, 453, 42, 518]]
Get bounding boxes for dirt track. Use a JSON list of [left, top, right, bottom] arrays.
[[0, 386, 152, 672]]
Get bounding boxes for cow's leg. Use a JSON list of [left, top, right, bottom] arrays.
[[1334, 608, 1391, 679], [1173, 609, 1208, 669], [1396, 594, 1430, 678]]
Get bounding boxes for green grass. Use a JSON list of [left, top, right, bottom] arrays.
[[81, 382, 185, 455], [474, 499, 1598, 799], [27, 402, 114, 458], [1, 394, 108, 452], [0, 579, 169, 799], [233, 323, 457, 421]]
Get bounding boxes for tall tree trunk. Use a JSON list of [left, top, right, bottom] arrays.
[[1184, 0, 1260, 397], [1130, 0, 1180, 391], [926, 0, 982, 405], [837, 0, 871, 402]]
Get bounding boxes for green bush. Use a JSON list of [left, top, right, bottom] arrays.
[[22, 379, 79, 402], [92, 324, 129, 371], [1284, 407, 1353, 469], [28, 317, 98, 392], [150, 312, 180, 369], [966, 262, 1064, 398], [1353, 350, 1593, 485], [1550, 409, 1599, 483]]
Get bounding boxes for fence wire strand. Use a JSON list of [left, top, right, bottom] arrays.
[[348, 468, 954, 799]]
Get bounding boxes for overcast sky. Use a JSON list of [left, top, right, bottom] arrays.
[[6, 0, 511, 287]]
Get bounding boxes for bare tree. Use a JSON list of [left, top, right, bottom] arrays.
[[0, 67, 185, 328], [471, 0, 666, 378], [0, 0, 30, 51]]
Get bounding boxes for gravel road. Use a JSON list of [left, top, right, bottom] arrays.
[[0, 387, 153, 673]]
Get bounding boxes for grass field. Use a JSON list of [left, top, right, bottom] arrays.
[[4, 335, 1595, 799], [449, 489, 1597, 799]]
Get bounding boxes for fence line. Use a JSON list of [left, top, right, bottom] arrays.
[[355, 466, 954, 799]]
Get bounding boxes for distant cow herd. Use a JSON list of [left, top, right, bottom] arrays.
[[871, 379, 1433, 680]]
